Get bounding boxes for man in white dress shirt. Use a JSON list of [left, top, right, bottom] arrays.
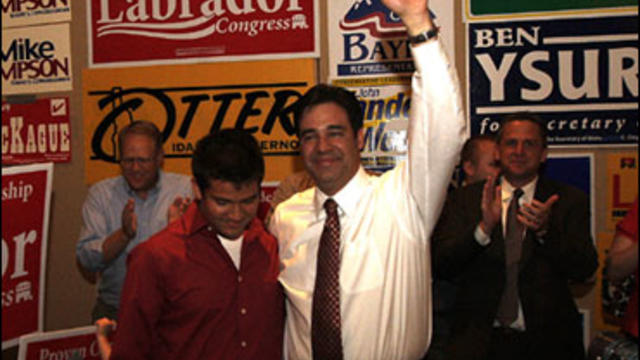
[[268, 0, 466, 358]]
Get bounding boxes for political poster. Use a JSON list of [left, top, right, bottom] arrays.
[[1, 23, 73, 95], [544, 153, 595, 239], [82, 59, 314, 184], [2, 97, 71, 165], [18, 326, 104, 360], [467, 15, 638, 146], [2, 162, 53, 350], [464, 0, 636, 22], [327, 0, 455, 172], [328, 0, 455, 79], [605, 152, 638, 230], [1, 0, 71, 28], [87, 0, 319, 67]]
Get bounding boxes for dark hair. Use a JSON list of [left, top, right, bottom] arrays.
[[294, 84, 363, 136], [192, 129, 264, 192], [497, 112, 548, 148], [460, 134, 496, 165], [118, 120, 163, 158]]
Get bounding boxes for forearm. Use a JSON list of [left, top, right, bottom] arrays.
[[408, 39, 466, 229], [607, 236, 638, 280], [101, 229, 132, 264]]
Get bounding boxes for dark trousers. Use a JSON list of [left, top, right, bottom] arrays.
[[487, 327, 531, 360]]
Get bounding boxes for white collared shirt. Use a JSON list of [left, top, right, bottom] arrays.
[[269, 39, 466, 360]]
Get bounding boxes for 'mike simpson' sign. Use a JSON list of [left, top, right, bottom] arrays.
[[468, 15, 638, 147], [88, 0, 318, 67], [1, 23, 72, 95]]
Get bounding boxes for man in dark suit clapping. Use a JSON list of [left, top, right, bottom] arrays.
[[431, 113, 597, 360]]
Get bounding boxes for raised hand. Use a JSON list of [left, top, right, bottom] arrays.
[[381, 0, 433, 35], [517, 194, 559, 236], [480, 175, 502, 235], [168, 196, 192, 223], [122, 198, 137, 239]]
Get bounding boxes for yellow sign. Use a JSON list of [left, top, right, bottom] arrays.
[[605, 152, 638, 230], [82, 59, 315, 184]]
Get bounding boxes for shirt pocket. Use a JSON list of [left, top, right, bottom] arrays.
[[340, 237, 383, 294]]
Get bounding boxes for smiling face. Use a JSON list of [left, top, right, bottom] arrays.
[[498, 120, 547, 187], [193, 179, 260, 239], [120, 133, 163, 198], [298, 102, 363, 196]]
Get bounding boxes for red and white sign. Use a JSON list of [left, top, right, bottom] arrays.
[[2, 98, 71, 165], [18, 326, 104, 360], [2, 163, 53, 350], [258, 182, 278, 222], [88, 0, 319, 68]]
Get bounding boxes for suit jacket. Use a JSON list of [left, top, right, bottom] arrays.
[[432, 176, 598, 360]]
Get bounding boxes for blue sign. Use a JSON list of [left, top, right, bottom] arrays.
[[468, 16, 638, 146]]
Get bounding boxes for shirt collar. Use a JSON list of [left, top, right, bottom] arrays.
[[312, 166, 369, 221], [122, 170, 164, 198], [501, 175, 537, 204]]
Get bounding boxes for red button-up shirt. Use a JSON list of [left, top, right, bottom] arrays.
[[110, 202, 284, 359]]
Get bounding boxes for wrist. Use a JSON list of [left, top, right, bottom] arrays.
[[403, 14, 434, 36]]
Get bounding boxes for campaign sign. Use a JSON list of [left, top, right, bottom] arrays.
[[88, 0, 318, 67], [1, 23, 73, 95], [83, 59, 314, 184], [328, 0, 454, 79], [468, 16, 638, 146], [1, 0, 71, 28], [544, 153, 595, 239], [605, 152, 637, 230], [332, 76, 412, 172], [18, 326, 103, 360], [258, 182, 278, 223], [465, 0, 637, 20], [2, 98, 71, 165], [2, 163, 53, 350]]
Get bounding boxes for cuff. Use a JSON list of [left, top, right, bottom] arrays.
[[475, 223, 491, 246]]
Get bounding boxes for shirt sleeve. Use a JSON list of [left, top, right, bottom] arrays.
[[76, 187, 112, 272], [407, 39, 467, 234], [110, 245, 164, 360]]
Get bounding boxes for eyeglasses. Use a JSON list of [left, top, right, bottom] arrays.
[[120, 157, 154, 167]]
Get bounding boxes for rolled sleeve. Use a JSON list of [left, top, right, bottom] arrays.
[[76, 190, 111, 272]]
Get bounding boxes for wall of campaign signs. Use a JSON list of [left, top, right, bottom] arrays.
[[1, 0, 638, 358]]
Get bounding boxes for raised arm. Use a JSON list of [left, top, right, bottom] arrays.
[[382, 0, 466, 231]]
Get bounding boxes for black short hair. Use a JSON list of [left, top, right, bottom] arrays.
[[118, 120, 163, 158], [192, 129, 264, 192], [460, 134, 496, 165], [497, 112, 548, 148], [294, 84, 363, 136]]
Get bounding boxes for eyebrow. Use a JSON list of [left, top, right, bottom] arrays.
[[209, 192, 259, 203]]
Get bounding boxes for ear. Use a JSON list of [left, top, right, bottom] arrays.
[[462, 160, 475, 178], [191, 178, 202, 201], [540, 148, 548, 163], [356, 128, 364, 150], [156, 148, 164, 168]]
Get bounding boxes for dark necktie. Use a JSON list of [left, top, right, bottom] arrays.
[[497, 188, 524, 326], [312, 198, 343, 360]]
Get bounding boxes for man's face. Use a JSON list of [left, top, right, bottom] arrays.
[[463, 140, 499, 184], [120, 134, 163, 196], [498, 120, 547, 186], [194, 179, 260, 239], [299, 102, 363, 196]]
